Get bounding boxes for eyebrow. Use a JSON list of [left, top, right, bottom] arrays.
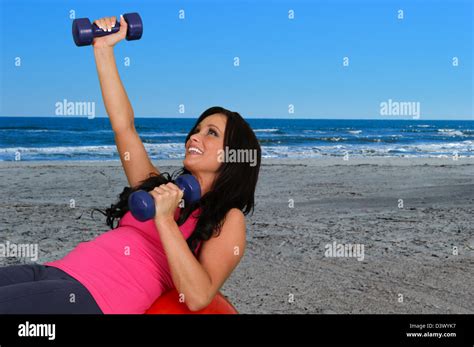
[[197, 123, 222, 133]]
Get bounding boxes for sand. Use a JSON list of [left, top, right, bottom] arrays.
[[0, 157, 473, 313]]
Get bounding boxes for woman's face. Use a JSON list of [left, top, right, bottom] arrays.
[[183, 113, 227, 184]]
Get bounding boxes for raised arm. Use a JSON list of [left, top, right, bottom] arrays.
[[92, 15, 159, 187]]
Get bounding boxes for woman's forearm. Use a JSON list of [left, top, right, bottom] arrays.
[[155, 217, 212, 311], [93, 46, 134, 132]]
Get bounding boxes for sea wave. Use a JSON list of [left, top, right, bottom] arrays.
[[1, 140, 472, 161], [260, 141, 473, 159], [0, 129, 114, 134], [254, 128, 280, 133], [259, 135, 403, 144], [0, 143, 187, 161], [141, 132, 189, 137], [437, 129, 465, 136]]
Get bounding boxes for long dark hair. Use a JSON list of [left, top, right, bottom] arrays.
[[93, 106, 261, 254]]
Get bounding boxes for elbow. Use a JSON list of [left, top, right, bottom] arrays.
[[113, 122, 135, 135], [186, 294, 212, 312]]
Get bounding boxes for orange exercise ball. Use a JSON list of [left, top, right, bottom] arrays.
[[146, 288, 238, 314]]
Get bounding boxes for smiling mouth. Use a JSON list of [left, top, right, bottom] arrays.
[[187, 147, 204, 155]]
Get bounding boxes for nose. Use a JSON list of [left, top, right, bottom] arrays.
[[189, 132, 202, 143], [187, 133, 201, 148]]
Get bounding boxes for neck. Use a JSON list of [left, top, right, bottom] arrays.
[[192, 172, 214, 196]]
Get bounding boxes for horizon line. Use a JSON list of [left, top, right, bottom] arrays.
[[0, 115, 473, 121]]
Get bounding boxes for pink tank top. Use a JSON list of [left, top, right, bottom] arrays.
[[45, 207, 201, 314]]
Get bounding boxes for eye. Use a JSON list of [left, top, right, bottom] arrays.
[[208, 129, 218, 136]]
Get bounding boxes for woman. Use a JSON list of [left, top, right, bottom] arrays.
[[0, 15, 261, 314]]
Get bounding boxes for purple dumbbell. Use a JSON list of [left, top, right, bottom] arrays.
[[72, 12, 143, 47]]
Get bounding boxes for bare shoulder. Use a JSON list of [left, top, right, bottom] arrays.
[[197, 207, 247, 271], [223, 208, 246, 254], [197, 208, 246, 259], [222, 208, 246, 235], [226, 208, 245, 223]]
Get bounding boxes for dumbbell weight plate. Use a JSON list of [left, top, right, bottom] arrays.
[[72, 18, 93, 47], [123, 12, 143, 41]]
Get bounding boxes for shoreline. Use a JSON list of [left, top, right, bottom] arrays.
[[1, 156, 474, 168]]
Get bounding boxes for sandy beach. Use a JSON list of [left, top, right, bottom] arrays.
[[0, 157, 473, 314]]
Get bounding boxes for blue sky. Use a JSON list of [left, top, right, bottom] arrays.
[[0, 0, 472, 120]]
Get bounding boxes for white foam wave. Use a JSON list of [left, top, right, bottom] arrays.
[[254, 128, 279, 133], [260, 141, 474, 158], [141, 132, 188, 137], [0, 143, 187, 160], [437, 129, 465, 136]]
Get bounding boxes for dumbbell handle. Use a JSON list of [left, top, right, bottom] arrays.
[[91, 13, 142, 40], [92, 22, 121, 37]]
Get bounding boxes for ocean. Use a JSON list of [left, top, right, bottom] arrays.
[[0, 117, 472, 161]]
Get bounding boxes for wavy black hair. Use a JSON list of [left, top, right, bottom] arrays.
[[93, 106, 261, 254]]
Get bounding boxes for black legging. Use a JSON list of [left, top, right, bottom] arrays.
[[0, 263, 103, 314]]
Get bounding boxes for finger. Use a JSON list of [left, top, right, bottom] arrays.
[[110, 16, 117, 29], [156, 184, 176, 192], [104, 17, 113, 32], [164, 185, 183, 197], [149, 190, 162, 200], [94, 19, 105, 31], [119, 14, 128, 29], [165, 182, 181, 191], [118, 14, 128, 37], [153, 186, 169, 194]]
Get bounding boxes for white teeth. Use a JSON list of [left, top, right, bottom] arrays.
[[188, 147, 203, 155]]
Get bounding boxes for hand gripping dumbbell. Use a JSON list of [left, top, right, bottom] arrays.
[[128, 174, 201, 222], [72, 12, 143, 47]]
